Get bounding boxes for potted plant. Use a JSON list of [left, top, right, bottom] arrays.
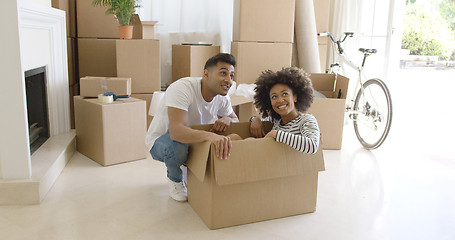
[[92, 0, 140, 39]]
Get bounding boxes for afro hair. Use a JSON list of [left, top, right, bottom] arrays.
[[254, 67, 314, 121]]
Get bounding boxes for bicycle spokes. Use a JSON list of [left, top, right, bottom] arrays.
[[353, 79, 392, 149]]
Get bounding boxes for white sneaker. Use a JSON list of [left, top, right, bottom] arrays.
[[167, 178, 187, 202]]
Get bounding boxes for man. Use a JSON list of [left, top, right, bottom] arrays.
[[146, 53, 239, 202]]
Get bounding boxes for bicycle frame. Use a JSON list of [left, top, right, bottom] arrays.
[[329, 46, 368, 116]]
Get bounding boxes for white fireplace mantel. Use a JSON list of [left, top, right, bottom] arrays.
[[0, 0, 74, 204]]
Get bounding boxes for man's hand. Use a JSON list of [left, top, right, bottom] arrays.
[[250, 117, 265, 138], [210, 116, 233, 133], [265, 130, 278, 139], [209, 133, 232, 159]]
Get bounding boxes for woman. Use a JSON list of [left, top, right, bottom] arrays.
[[249, 67, 320, 154]]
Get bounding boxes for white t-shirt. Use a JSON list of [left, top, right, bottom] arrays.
[[146, 77, 234, 150]]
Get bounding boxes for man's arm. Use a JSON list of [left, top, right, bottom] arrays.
[[210, 111, 239, 133], [168, 107, 232, 159]]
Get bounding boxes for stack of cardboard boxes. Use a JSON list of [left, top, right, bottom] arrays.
[[74, 77, 147, 166], [231, 0, 294, 84], [229, 0, 295, 122], [74, 0, 160, 129]]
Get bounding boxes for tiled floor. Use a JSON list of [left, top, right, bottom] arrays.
[[1, 69, 454, 240]]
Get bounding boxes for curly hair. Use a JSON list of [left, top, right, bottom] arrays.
[[254, 67, 314, 121]]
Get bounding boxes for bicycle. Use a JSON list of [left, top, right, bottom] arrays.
[[318, 32, 392, 149]]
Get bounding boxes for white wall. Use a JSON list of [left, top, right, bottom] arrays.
[[0, 0, 32, 179]]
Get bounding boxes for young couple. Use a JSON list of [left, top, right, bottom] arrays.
[[146, 53, 320, 202]]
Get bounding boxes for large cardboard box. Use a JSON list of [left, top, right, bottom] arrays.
[[67, 37, 78, 86], [78, 39, 117, 78], [308, 73, 349, 150], [233, 0, 295, 43], [131, 93, 154, 128], [186, 122, 324, 229], [52, 0, 76, 37], [79, 76, 131, 97], [231, 41, 292, 84], [172, 44, 220, 82], [116, 40, 161, 93], [74, 96, 147, 166]]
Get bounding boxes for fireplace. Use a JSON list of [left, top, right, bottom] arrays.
[[25, 66, 50, 154]]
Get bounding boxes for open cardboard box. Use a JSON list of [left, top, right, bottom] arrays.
[[308, 73, 349, 150], [186, 122, 325, 229], [229, 95, 259, 122]]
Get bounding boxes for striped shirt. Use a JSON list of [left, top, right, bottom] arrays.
[[268, 113, 320, 154]]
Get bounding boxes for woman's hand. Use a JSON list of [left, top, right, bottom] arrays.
[[249, 117, 265, 138], [265, 130, 278, 139]]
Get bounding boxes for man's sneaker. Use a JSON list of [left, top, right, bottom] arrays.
[[167, 178, 187, 202]]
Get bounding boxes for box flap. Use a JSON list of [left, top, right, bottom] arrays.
[[334, 74, 349, 99], [310, 73, 349, 99], [213, 137, 324, 186], [186, 141, 211, 182]]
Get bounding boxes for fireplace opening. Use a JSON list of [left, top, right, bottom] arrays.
[[25, 67, 50, 155]]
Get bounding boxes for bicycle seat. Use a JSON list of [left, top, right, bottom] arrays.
[[359, 48, 377, 54]]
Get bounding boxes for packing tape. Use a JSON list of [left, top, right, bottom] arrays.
[[98, 94, 113, 104]]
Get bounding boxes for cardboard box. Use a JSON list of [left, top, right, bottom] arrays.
[[78, 39, 117, 78], [172, 44, 220, 82], [74, 96, 147, 166], [69, 83, 79, 129], [79, 76, 131, 97], [308, 73, 349, 150], [133, 19, 158, 39], [231, 41, 292, 84], [186, 122, 325, 229], [230, 95, 259, 122], [233, 0, 295, 43], [131, 93, 154, 128], [52, 0, 76, 37], [116, 40, 161, 93]]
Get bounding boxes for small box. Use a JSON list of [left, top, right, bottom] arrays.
[[186, 122, 324, 229], [74, 96, 147, 166], [308, 73, 349, 150], [233, 0, 295, 43], [132, 16, 158, 40], [131, 93, 154, 128], [116, 39, 161, 94], [79, 76, 131, 97], [78, 39, 117, 78], [172, 44, 220, 82], [230, 95, 259, 122], [231, 41, 292, 84]]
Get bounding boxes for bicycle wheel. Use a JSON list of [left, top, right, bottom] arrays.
[[353, 78, 392, 149]]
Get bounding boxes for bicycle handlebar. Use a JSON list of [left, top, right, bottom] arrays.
[[318, 32, 354, 55]]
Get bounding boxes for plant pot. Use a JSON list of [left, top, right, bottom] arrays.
[[118, 25, 134, 39]]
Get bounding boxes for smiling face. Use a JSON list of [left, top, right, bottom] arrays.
[[205, 61, 235, 97], [269, 83, 299, 122]]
